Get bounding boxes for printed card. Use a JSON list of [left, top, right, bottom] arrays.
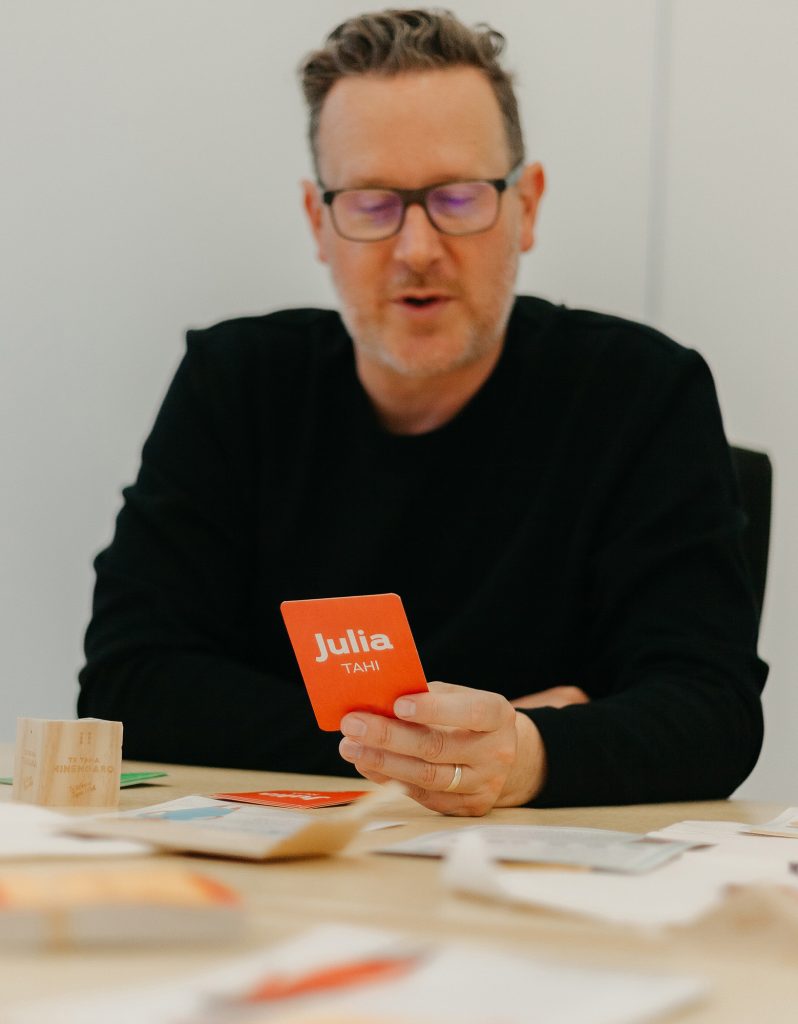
[[212, 790, 369, 809], [281, 593, 428, 730]]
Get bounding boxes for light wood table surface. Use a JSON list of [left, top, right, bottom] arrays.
[[0, 754, 795, 1022]]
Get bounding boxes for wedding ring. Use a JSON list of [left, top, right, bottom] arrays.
[[443, 763, 463, 793]]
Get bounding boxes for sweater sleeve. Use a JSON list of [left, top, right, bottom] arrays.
[[78, 328, 350, 774], [523, 349, 767, 806]]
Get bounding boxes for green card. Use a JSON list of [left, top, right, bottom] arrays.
[[0, 770, 168, 787], [119, 771, 168, 787]]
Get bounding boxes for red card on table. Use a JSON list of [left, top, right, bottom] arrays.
[[281, 593, 428, 731], [212, 790, 369, 809]]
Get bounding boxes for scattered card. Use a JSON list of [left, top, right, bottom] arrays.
[[120, 771, 168, 787], [212, 790, 369, 809], [379, 825, 692, 873], [0, 803, 153, 860], [744, 806, 798, 839], [0, 864, 242, 948], [5, 922, 706, 1024], [0, 771, 167, 788], [65, 790, 399, 861], [281, 593, 428, 730]]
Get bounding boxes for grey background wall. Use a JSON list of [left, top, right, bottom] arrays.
[[1, 1, 795, 800]]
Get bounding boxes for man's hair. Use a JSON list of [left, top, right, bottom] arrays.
[[299, 7, 525, 179]]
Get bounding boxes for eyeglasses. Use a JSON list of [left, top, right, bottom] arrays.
[[320, 163, 523, 242]]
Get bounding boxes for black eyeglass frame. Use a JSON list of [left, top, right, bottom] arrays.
[[319, 162, 525, 241]]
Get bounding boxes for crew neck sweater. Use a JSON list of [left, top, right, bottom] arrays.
[[78, 296, 766, 806]]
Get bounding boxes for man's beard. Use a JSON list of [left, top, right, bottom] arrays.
[[339, 267, 518, 381]]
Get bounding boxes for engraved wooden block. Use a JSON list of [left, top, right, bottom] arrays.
[[12, 718, 123, 808]]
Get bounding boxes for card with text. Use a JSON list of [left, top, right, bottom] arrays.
[[211, 790, 369, 809], [281, 593, 428, 730]]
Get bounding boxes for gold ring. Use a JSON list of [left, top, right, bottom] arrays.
[[443, 763, 463, 793]]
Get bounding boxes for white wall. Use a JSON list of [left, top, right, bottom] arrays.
[[1, 1, 795, 800], [653, 1, 798, 800]]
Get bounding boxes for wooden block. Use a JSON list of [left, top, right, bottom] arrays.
[[12, 718, 123, 808]]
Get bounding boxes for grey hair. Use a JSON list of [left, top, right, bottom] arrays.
[[299, 8, 525, 178]]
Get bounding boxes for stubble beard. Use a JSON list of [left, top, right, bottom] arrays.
[[339, 261, 520, 382], [347, 314, 494, 380]]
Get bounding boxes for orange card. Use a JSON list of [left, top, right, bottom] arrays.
[[281, 594, 428, 730], [211, 790, 369, 808]]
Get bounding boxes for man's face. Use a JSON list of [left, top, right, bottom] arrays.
[[303, 67, 544, 382]]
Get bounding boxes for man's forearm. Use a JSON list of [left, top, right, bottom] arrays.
[[519, 673, 764, 807], [78, 651, 347, 774]]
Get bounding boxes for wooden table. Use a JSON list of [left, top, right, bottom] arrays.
[[1, 757, 795, 1022]]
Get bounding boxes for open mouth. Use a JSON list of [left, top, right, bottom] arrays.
[[399, 295, 448, 309]]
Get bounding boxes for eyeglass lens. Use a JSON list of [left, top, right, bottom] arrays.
[[332, 181, 499, 240]]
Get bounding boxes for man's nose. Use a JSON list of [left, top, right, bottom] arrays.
[[391, 202, 445, 271]]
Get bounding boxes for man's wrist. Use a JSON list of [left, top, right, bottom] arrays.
[[497, 711, 547, 806]]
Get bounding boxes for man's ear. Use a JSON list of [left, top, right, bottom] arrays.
[[517, 162, 545, 253], [302, 179, 328, 263]]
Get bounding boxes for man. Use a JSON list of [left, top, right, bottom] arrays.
[[78, 9, 766, 814]]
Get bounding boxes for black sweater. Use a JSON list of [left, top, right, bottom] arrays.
[[78, 296, 767, 806]]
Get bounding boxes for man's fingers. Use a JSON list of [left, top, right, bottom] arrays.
[[338, 684, 521, 817], [394, 685, 511, 733], [426, 680, 464, 694], [340, 719, 508, 775], [341, 714, 456, 763], [339, 737, 473, 794]]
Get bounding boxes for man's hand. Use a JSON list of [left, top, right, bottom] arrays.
[[338, 681, 547, 816], [510, 686, 590, 710]]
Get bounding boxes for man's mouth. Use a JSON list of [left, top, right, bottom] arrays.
[[394, 292, 451, 311]]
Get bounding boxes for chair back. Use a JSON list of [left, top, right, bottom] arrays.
[[729, 445, 772, 616]]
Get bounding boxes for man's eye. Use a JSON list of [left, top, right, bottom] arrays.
[[439, 193, 474, 207], [432, 187, 480, 212], [352, 195, 397, 217]]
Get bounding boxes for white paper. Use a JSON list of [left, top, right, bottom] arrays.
[[744, 806, 798, 839], [649, 808, 798, 846], [646, 820, 749, 844], [5, 922, 705, 1024], [648, 817, 798, 861], [0, 802, 152, 859], [379, 824, 690, 872], [441, 832, 798, 929], [107, 795, 317, 834], [66, 787, 404, 860]]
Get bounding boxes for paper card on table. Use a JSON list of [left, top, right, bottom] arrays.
[[0, 864, 243, 948], [4, 922, 706, 1024], [441, 832, 798, 929], [120, 771, 168, 787], [378, 825, 691, 873], [212, 789, 369, 808], [64, 787, 400, 861], [646, 820, 749, 845], [440, 832, 723, 929], [0, 770, 167, 788], [648, 817, 798, 861], [744, 806, 798, 839], [0, 803, 153, 860], [280, 593, 428, 730]]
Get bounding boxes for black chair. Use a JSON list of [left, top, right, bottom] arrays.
[[729, 445, 772, 616]]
